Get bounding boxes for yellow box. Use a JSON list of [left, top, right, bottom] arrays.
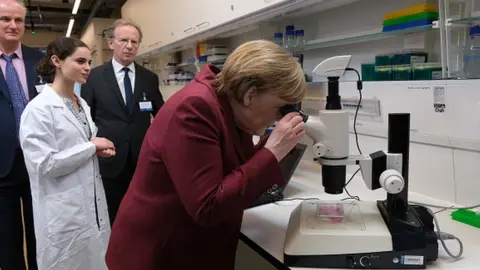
[[383, 4, 438, 20]]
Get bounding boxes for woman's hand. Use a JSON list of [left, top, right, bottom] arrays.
[[91, 137, 115, 151], [264, 112, 305, 161], [97, 149, 116, 158]]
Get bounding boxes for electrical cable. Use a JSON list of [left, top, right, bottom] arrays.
[[343, 168, 360, 201], [343, 67, 363, 201], [410, 202, 480, 211], [423, 207, 464, 259], [409, 201, 480, 259], [346, 67, 363, 156]]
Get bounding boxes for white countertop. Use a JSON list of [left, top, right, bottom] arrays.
[[240, 160, 480, 270]]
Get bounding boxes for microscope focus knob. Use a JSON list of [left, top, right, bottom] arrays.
[[379, 169, 405, 194]]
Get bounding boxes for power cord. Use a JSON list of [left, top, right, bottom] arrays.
[[343, 67, 363, 201], [424, 207, 464, 259]]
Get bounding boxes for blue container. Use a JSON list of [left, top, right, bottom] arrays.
[[382, 19, 434, 32]]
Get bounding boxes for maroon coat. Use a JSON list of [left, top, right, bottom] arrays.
[[105, 64, 285, 270]]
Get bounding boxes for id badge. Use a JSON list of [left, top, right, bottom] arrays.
[[139, 101, 153, 112], [139, 92, 153, 112]]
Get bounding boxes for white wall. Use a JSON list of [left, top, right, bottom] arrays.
[[22, 30, 67, 48], [80, 18, 116, 66]]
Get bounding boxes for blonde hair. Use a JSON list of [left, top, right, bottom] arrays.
[[107, 18, 143, 42], [215, 40, 306, 104]]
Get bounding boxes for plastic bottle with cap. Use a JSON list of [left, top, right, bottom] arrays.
[[294, 29, 305, 67], [284, 29, 296, 53], [464, 25, 480, 79], [273, 32, 284, 47]]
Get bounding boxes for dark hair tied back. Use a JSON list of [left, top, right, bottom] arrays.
[[36, 37, 89, 77]]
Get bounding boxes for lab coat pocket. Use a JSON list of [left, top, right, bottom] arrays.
[[45, 185, 88, 242]]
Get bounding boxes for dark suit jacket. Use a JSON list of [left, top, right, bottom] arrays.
[[0, 45, 44, 179], [105, 64, 285, 270], [81, 60, 164, 179]]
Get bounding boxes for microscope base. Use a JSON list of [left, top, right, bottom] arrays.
[[284, 200, 438, 269]]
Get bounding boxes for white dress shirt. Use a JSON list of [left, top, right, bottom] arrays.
[[111, 58, 136, 104]]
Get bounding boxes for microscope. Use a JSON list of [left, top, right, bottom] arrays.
[[282, 56, 439, 269]]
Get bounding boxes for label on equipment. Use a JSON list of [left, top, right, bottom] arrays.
[[401, 255, 424, 265], [433, 86, 446, 113]]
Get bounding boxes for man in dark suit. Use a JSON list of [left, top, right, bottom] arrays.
[[81, 18, 164, 224], [0, 1, 44, 270]]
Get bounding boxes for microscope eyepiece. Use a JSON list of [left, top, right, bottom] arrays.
[[280, 104, 309, 123]]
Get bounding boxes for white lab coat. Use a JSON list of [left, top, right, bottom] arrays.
[[19, 85, 110, 270]]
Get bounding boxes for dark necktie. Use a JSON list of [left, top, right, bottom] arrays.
[[122, 67, 133, 111], [3, 53, 27, 141]]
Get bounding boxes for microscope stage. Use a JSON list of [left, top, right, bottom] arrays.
[[284, 200, 393, 256]]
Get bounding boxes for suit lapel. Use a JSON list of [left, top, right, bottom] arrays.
[[22, 45, 39, 100], [130, 63, 143, 116], [104, 62, 129, 116], [0, 68, 10, 101], [0, 46, 40, 101]]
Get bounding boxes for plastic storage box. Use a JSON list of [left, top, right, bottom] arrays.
[[375, 54, 392, 66], [382, 4, 438, 32], [393, 51, 428, 65], [383, 11, 439, 27], [412, 62, 442, 80], [375, 65, 393, 81], [393, 65, 412, 80], [383, 20, 435, 32], [383, 4, 438, 21], [451, 209, 480, 229], [361, 63, 375, 81]]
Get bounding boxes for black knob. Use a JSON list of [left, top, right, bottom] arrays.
[[360, 256, 371, 267]]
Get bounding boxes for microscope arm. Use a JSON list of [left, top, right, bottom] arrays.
[[304, 114, 405, 195]]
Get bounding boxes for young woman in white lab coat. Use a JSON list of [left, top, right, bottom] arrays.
[[19, 37, 116, 270]]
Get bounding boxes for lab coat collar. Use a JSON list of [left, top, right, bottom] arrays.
[[42, 85, 96, 140]]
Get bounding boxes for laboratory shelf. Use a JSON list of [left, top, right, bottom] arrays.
[[302, 25, 434, 51], [449, 16, 480, 25]]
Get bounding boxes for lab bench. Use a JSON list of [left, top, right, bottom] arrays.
[[239, 160, 480, 270]]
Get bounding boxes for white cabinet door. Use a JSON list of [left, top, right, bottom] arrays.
[[122, 0, 154, 54], [167, 0, 236, 43], [194, 0, 236, 34], [232, 0, 287, 19], [166, 0, 202, 42], [142, 0, 176, 51]]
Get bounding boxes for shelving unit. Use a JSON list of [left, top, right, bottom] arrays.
[[302, 25, 434, 51], [130, 0, 480, 94], [449, 15, 480, 24], [442, 0, 480, 78]]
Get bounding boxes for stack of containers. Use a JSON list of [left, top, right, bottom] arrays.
[[273, 24, 306, 67], [361, 50, 442, 81], [382, 4, 438, 32]]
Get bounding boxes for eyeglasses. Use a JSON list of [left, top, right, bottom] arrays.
[[113, 37, 140, 47]]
